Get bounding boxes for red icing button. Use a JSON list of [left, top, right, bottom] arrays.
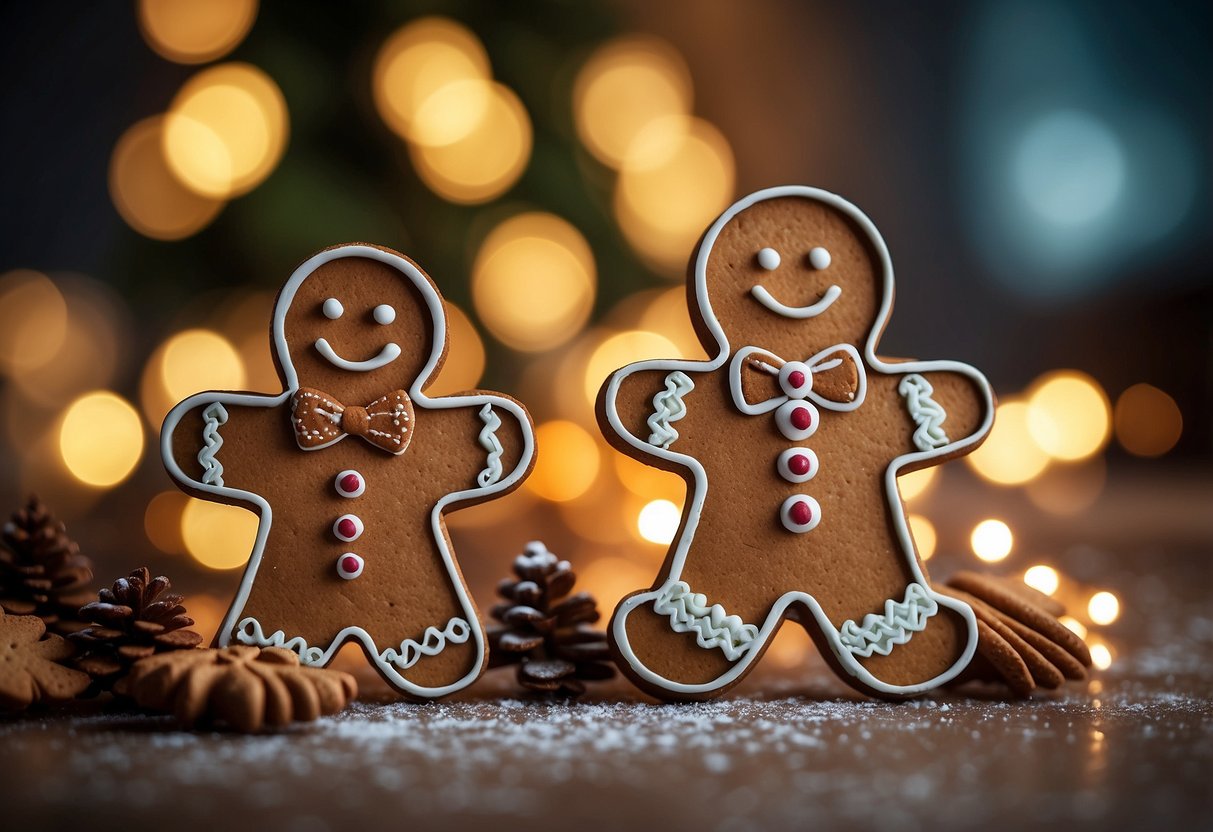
[[340, 555, 360, 574], [337, 518, 357, 538], [789, 500, 813, 526], [788, 454, 811, 476], [340, 473, 361, 493], [788, 370, 806, 390], [790, 407, 813, 431]]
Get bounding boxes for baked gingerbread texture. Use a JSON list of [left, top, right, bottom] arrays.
[[597, 186, 995, 700], [162, 244, 535, 699]]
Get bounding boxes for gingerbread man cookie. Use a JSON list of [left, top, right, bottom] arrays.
[[162, 244, 534, 699], [598, 187, 994, 700]]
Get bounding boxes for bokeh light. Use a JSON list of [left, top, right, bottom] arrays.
[[613, 452, 684, 503], [145, 490, 190, 555], [1023, 565, 1060, 596], [109, 116, 225, 240], [1026, 371, 1111, 461], [1089, 642, 1113, 670], [409, 82, 531, 204], [1025, 456, 1106, 516], [0, 270, 68, 376], [967, 400, 1050, 485], [615, 116, 735, 274], [1114, 383, 1182, 457], [164, 62, 289, 198], [371, 17, 491, 142], [1060, 616, 1088, 640], [573, 36, 692, 168], [637, 499, 681, 545], [427, 303, 486, 396], [638, 287, 705, 358], [137, 0, 258, 65], [1088, 591, 1120, 625], [141, 329, 247, 426], [907, 513, 936, 560], [472, 213, 596, 352], [576, 555, 653, 614], [181, 497, 257, 570], [583, 330, 680, 403], [526, 421, 600, 502], [899, 467, 938, 502], [58, 391, 145, 488], [1014, 110, 1126, 226], [970, 518, 1013, 562]]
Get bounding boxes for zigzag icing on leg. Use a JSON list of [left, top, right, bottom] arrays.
[[652, 581, 758, 661], [837, 582, 938, 658], [198, 402, 229, 486], [380, 617, 472, 670], [476, 403, 504, 487], [898, 373, 949, 452], [236, 617, 326, 664], [647, 371, 695, 449]]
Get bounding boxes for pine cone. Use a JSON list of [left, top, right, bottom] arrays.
[[487, 541, 615, 696], [126, 645, 358, 732], [0, 495, 94, 634], [70, 567, 204, 694]]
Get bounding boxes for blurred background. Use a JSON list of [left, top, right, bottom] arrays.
[[0, 1, 1208, 680]]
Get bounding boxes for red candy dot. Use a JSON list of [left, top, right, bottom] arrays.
[[341, 555, 360, 574], [788, 370, 806, 390], [788, 454, 811, 476], [337, 518, 357, 538], [340, 473, 361, 494], [789, 500, 813, 526], [790, 407, 813, 431]]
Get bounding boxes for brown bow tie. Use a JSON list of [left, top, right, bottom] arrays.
[[290, 387, 414, 455]]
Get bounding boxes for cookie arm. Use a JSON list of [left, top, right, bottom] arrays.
[[161, 391, 289, 496], [891, 364, 994, 456], [414, 393, 535, 500], [598, 361, 710, 454]]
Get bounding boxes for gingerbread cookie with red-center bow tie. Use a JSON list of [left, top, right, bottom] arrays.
[[162, 244, 535, 699], [597, 187, 995, 701]]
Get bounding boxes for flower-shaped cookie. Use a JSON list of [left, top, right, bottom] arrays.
[[0, 610, 91, 709]]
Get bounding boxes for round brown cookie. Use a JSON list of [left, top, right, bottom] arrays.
[[127, 645, 357, 732], [160, 244, 536, 700], [947, 587, 1065, 691], [0, 611, 91, 709], [947, 571, 1090, 666]]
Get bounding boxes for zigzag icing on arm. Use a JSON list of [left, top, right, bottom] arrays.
[[236, 617, 326, 665], [198, 402, 229, 486], [653, 581, 759, 662], [898, 373, 949, 452], [646, 371, 695, 449], [837, 582, 938, 658], [476, 403, 504, 487], [380, 617, 472, 669]]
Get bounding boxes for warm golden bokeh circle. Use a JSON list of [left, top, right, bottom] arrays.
[[582, 330, 680, 403], [138, 0, 259, 64], [1026, 371, 1111, 462], [58, 391, 145, 488], [526, 420, 601, 502], [109, 117, 225, 240], [0, 270, 69, 376], [1114, 383, 1182, 457], [898, 466, 938, 502], [426, 303, 486, 396], [967, 400, 1051, 485], [472, 212, 596, 352], [144, 490, 191, 555], [141, 329, 247, 426], [907, 513, 937, 560], [181, 498, 258, 570], [970, 518, 1013, 562]]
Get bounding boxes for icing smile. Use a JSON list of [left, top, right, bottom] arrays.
[[314, 338, 402, 371], [750, 283, 842, 319]]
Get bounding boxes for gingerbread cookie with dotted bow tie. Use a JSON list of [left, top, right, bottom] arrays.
[[598, 187, 995, 700], [162, 244, 535, 699]]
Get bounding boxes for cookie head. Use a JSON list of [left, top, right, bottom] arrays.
[[278, 250, 443, 402], [699, 193, 887, 357]]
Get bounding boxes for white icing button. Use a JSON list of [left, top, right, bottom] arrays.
[[322, 298, 344, 319], [373, 304, 396, 325], [336, 553, 364, 580], [777, 448, 818, 483], [334, 470, 365, 498], [780, 495, 821, 533], [757, 247, 781, 270], [775, 400, 819, 441], [778, 361, 813, 398], [809, 247, 831, 270], [333, 514, 364, 542]]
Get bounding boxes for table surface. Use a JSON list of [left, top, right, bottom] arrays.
[[3, 545, 1211, 832]]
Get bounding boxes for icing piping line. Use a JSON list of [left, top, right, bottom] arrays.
[[652, 581, 759, 662], [646, 371, 695, 449], [898, 373, 949, 452], [236, 617, 325, 665], [380, 617, 472, 669], [837, 582, 938, 658], [477, 403, 504, 487], [198, 402, 229, 486]]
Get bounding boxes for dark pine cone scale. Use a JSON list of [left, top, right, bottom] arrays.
[[488, 541, 615, 696], [0, 495, 94, 634], [71, 566, 203, 694]]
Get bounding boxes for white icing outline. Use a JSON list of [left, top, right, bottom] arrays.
[[729, 343, 867, 416], [336, 552, 364, 580], [161, 244, 535, 699], [198, 402, 228, 486], [899, 373, 950, 452], [646, 370, 695, 449], [603, 186, 992, 697], [333, 513, 363, 543], [652, 581, 759, 661], [751, 283, 841, 319], [838, 582, 937, 657], [334, 469, 366, 498], [314, 338, 402, 372], [476, 403, 503, 487], [779, 494, 822, 533]]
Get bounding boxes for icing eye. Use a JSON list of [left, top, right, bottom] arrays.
[[373, 304, 396, 325], [808, 247, 831, 270], [322, 298, 344, 320], [757, 247, 781, 270]]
